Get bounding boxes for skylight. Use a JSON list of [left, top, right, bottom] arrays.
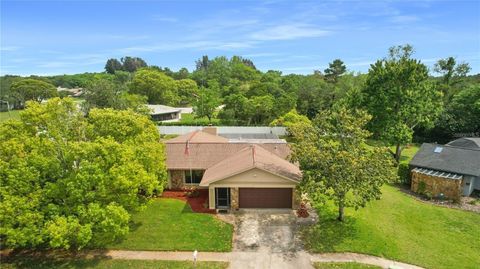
[[434, 146, 443, 153]]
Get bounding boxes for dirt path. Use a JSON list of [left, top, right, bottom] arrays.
[[105, 250, 424, 269]]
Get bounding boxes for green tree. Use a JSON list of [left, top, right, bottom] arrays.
[[444, 84, 480, 134], [105, 58, 123, 74], [0, 98, 166, 249], [193, 88, 220, 122], [82, 77, 147, 114], [434, 57, 471, 86], [121, 56, 148, 72], [291, 108, 396, 221], [324, 59, 347, 83], [10, 79, 58, 108], [176, 79, 199, 106], [129, 68, 178, 105], [361, 45, 443, 163]]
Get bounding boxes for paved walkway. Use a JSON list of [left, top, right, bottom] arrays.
[[105, 250, 424, 269]]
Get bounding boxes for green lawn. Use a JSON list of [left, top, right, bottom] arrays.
[[314, 262, 381, 269], [108, 198, 232, 252], [304, 185, 480, 269], [178, 113, 220, 125], [0, 110, 21, 122], [2, 256, 228, 269]]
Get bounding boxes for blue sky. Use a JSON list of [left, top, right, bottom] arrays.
[[1, 0, 479, 76]]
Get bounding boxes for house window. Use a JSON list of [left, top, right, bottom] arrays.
[[185, 170, 204, 184]]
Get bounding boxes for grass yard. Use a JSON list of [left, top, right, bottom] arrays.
[[313, 262, 381, 269], [0, 110, 21, 122], [108, 198, 232, 252], [178, 113, 220, 125], [2, 256, 228, 269], [304, 185, 480, 269]]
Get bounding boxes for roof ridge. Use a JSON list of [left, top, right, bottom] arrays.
[[430, 143, 480, 152]]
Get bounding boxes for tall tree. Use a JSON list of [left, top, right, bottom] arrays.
[[175, 79, 199, 106], [361, 45, 443, 163], [82, 78, 147, 114], [324, 59, 346, 83], [434, 57, 471, 86], [193, 88, 220, 122], [129, 68, 178, 105], [105, 58, 123, 74], [292, 108, 396, 221], [121, 57, 148, 72], [10, 79, 58, 108], [0, 98, 166, 249]]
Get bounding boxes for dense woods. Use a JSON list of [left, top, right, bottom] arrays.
[[1, 44, 479, 143]]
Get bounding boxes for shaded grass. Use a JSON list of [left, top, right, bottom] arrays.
[[304, 185, 480, 269], [2, 256, 228, 269], [313, 262, 381, 269], [0, 110, 21, 122], [108, 198, 232, 252]]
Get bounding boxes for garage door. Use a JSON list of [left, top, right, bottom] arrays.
[[239, 188, 292, 208]]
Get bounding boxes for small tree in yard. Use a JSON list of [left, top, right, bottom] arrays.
[[291, 108, 397, 221]]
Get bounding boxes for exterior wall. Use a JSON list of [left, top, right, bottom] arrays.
[[292, 188, 301, 209], [474, 177, 480, 190], [231, 187, 239, 210], [209, 168, 297, 188], [208, 187, 215, 209], [168, 170, 208, 190], [207, 168, 298, 210], [411, 171, 462, 200], [169, 170, 185, 189], [462, 176, 476, 196]]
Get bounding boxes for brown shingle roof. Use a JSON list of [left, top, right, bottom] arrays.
[[165, 142, 291, 170], [200, 145, 301, 186]]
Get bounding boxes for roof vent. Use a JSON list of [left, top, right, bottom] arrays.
[[434, 146, 443, 153]]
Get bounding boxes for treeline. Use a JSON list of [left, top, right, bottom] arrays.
[[1, 44, 479, 144]]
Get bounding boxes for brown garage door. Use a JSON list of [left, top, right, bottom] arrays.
[[239, 188, 292, 208]]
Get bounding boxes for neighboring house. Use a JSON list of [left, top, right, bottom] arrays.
[[57, 87, 83, 97], [147, 105, 182, 122], [165, 127, 302, 210], [409, 137, 480, 200]]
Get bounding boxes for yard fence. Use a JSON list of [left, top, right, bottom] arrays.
[[157, 126, 287, 136]]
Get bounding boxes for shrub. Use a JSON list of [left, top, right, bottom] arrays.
[[398, 163, 411, 184], [417, 181, 427, 195], [185, 187, 200, 198], [296, 203, 309, 218]]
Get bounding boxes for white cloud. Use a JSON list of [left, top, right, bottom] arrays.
[[0, 46, 20, 52], [151, 16, 178, 23], [389, 15, 420, 24], [116, 40, 255, 54], [249, 24, 330, 41]]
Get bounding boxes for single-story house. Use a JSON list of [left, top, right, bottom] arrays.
[[409, 137, 480, 200], [165, 127, 302, 210], [147, 105, 182, 122]]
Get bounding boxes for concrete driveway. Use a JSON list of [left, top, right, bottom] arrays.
[[225, 208, 317, 269], [233, 209, 305, 253]]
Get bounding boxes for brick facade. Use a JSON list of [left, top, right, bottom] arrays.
[[411, 171, 462, 200], [292, 188, 301, 209], [230, 187, 239, 210], [170, 170, 185, 189]]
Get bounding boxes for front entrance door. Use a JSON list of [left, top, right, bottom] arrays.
[[215, 188, 230, 209]]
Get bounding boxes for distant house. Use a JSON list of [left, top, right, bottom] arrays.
[[409, 137, 480, 199], [147, 105, 182, 122], [165, 127, 301, 210], [57, 87, 83, 97]]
